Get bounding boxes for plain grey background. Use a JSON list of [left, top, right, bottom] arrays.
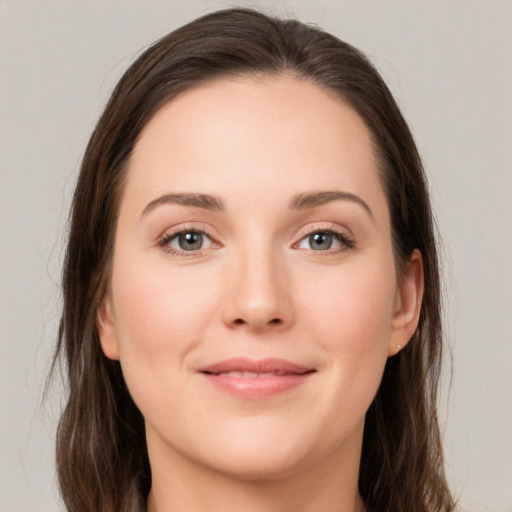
[[1, 1, 511, 511]]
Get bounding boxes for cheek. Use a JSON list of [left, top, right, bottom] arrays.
[[110, 253, 221, 364], [108, 254, 225, 429], [303, 261, 396, 343], [299, 257, 396, 397]]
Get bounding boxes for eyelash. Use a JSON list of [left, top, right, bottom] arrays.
[[294, 224, 355, 254], [158, 224, 217, 257], [157, 224, 355, 257]]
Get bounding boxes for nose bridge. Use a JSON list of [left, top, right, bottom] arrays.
[[222, 235, 293, 331]]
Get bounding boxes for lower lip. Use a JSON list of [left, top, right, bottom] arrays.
[[200, 373, 313, 399]]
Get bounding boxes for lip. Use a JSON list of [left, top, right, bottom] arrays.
[[198, 358, 315, 400]]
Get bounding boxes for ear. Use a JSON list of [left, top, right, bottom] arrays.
[[96, 294, 120, 360], [388, 249, 424, 356]]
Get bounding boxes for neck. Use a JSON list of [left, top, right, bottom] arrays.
[[145, 425, 366, 512], [147, 469, 365, 512]]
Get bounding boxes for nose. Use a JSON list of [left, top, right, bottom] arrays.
[[221, 245, 294, 333]]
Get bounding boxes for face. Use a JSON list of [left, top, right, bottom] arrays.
[[98, 76, 422, 481]]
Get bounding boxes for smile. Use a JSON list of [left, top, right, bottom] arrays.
[[198, 358, 315, 399], [210, 371, 301, 378]]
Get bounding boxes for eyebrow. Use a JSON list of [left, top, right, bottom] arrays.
[[141, 189, 373, 220], [141, 193, 225, 217], [289, 190, 374, 219]]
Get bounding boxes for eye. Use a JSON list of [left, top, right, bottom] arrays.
[[296, 230, 354, 252], [161, 230, 214, 253]]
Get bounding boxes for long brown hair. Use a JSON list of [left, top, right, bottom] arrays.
[[53, 8, 455, 512]]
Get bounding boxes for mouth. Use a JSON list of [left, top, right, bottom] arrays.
[[198, 358, 315, 399]]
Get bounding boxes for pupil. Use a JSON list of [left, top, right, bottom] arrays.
[[179, 232, 203, 251], [310, 232, 332, 250]]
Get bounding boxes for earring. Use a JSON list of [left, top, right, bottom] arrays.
[[397, 345, 401, 350]]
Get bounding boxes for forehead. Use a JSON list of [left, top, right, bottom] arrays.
[[124, 75, 387, 220], [133, 75, 376, 165]]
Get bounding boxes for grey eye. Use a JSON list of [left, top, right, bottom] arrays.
[[178, 232, 203, 250], [296, 230, 353, 252], [167, 231, 213, 252], [308, 232, 333, 250]]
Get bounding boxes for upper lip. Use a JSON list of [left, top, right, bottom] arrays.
[[199, 358, 314, 376]]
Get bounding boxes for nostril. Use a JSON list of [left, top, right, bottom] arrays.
[[232, 318, 282, 326]]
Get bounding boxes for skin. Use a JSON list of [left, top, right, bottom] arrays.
[[97, 75, 423, 512]]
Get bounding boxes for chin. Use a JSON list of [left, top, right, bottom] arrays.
[[203, 447, 309, 482], [189, 416, 336, 481]]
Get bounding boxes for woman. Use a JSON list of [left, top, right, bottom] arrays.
[[53, 7, 456, 512]]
